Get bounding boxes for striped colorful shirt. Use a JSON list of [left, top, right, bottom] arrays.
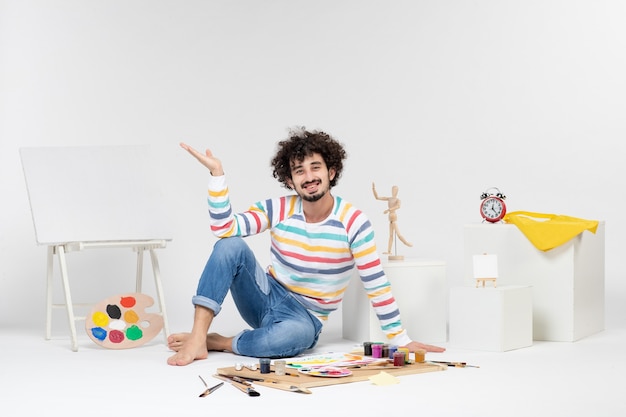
[[207, 175, 411, 346]]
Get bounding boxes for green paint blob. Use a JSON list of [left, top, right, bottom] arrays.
[[126, 325, 143, 341]]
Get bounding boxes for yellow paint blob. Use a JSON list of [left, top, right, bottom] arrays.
[[92, 311, 109, 327]]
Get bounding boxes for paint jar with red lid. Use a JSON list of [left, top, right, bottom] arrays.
[[393, 351, 405, 366]]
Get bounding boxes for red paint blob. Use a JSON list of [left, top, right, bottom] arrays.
[[120, 296, 136, 308], [109, 330, 125, 343]]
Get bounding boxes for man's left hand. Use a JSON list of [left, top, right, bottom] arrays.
[[403, 340, 446, 353]]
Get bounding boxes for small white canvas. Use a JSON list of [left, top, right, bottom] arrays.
[[473, 254, 498, 279]]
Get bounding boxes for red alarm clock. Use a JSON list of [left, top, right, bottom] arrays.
[[480, 187, 506, 223]]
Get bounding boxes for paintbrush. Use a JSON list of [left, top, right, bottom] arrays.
[[218, 372, 312, 394], [243, 378, 312, 394], [198, 375, 224, 397], [341, 359, 394, 369], [213, 374, 261, 396], [429, 361, 480, 368]]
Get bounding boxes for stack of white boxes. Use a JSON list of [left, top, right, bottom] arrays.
[[453, 222, 605, 348]]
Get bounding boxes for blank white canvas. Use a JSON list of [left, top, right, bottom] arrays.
[[20, 145, 173, 245], [473, 254, 499, 279]]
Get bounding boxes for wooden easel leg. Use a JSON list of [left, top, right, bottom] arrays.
[[46, 246, 54, 340], [135, 247, 144, 293], [149, 249, 170, 339], [57, 245, 79, 352]]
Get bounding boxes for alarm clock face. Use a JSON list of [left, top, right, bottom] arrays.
[[480, 197, 506, 222]]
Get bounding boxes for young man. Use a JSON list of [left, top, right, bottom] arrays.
[[167, 128, 445, 366]]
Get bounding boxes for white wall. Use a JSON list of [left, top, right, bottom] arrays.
[[2, 0, 625, 340]]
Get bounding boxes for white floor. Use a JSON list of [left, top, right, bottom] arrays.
[[2, 325, 625, 417]]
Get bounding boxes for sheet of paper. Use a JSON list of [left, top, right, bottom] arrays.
[[368, 371, 399, 385]]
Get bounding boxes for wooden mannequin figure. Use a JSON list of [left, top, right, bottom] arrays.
[[372, 183, 413, 260]]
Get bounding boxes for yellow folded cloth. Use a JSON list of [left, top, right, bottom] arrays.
[[503, 211, 599, 251]]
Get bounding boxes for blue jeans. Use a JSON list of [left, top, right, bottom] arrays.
[[192, 237, 323, 358]]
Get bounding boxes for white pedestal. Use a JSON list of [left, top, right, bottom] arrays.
[[464, 222, 605, 342], [342, 258, 447, 343], [449, 285, 533, 352]]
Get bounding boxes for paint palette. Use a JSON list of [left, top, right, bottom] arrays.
[[85, 293, 164, 349]]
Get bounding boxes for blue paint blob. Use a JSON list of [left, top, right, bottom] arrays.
[[90, 327, 107, 341]]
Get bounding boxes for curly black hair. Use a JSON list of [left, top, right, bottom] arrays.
[[271, 127, 347, 190]]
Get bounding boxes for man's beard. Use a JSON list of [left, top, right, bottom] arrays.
[[298, 179, 328, 203], [301, 188, 326, 202]]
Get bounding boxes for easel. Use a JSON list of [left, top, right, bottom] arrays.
[[21, 145, 172, 351], [46, 240, 169, 351], [476, 277, 497, 288], [473, 253, 498, 288]]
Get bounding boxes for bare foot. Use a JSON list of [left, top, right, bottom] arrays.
[[167, 332, 189, 352], [166, 332, 235, 366], [166, 333, 208, 366], [206, 333, 234, 352]]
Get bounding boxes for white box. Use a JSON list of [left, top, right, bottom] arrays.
[[449, 285, 533, 351], [342, 258, 447, 344], [464, 222, 605, 342]]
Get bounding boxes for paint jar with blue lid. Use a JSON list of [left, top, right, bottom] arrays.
[[388, 344, 398, 359], [259, 358, 271, 374]]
